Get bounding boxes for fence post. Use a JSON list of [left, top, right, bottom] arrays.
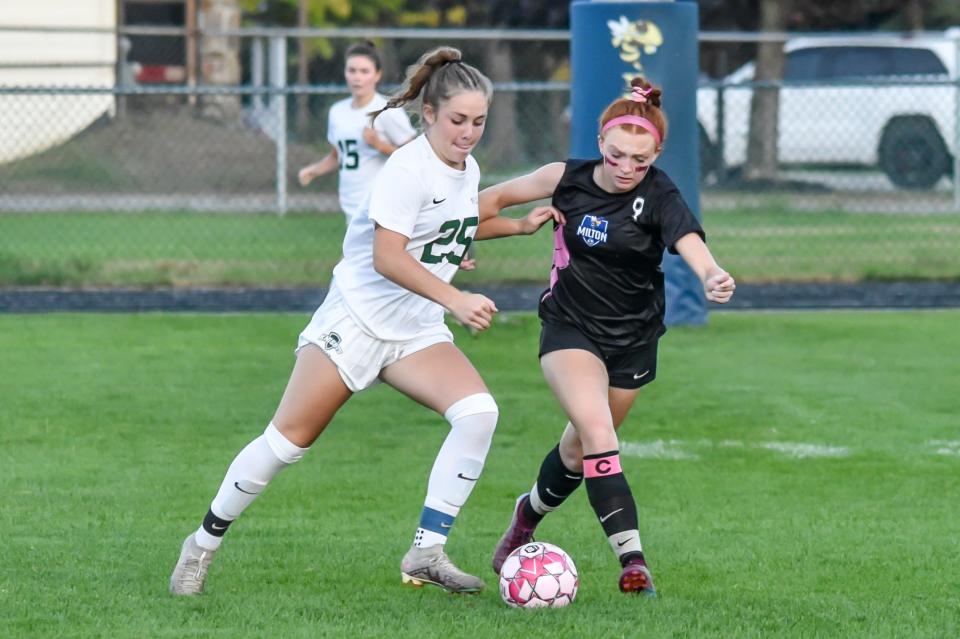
[[269, 35, 288, 215], [251, 38, 265, 113], [570, 0, 706, 326], [953, 33, 960, 212]]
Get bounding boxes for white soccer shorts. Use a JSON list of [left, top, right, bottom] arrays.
[[297, 286, 453, 392]]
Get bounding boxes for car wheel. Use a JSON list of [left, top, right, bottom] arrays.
[[878, 118, 950, 190]]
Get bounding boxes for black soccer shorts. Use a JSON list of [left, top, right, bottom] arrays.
[[539, 321, 658, 390]]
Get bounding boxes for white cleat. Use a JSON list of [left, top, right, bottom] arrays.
[[401, 545, 485, 594], [169, 533, 217, 596]]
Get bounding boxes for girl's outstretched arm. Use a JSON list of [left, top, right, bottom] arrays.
[[675, 233, 736, 304], [475, 162, 566, 240]]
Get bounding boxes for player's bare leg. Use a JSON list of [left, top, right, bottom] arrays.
[[540, 349, 617, 451], [381, 342, 496, 594], [271, 344, 354, 447]]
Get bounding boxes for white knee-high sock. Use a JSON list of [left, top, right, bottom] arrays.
[[414, 393, 499, 548], [194, 422, 308, 550]]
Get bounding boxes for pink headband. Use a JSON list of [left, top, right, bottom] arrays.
[[600, 86, 661, 144], [602, 116, 661, 144]]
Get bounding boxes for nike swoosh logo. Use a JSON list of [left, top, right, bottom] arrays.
[[545, 487, 566, 498], [599, 508, 623, 523], [617, 537, 634, 547], [234, 481, 259, 495], [432, 197, 446, 204], [633, 370, 650, 380], [440, 522, 452, 528], [457, 473, 479, 481], [564, 473, 582, 480], [211, 523, 227, 531]]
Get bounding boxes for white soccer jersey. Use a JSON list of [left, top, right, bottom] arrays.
[[326, 93, 416, 220], [331, 134, 481, 341]]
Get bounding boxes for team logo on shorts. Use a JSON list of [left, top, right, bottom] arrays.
[[576, 215, 609, 247], [320, 331, 343, 354]]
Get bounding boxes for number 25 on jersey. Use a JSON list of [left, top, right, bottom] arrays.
[[420, 217, 478, 266]]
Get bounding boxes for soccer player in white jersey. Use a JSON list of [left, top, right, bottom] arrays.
[[169, 46, 559, 597], [298, 41, 416, 222]]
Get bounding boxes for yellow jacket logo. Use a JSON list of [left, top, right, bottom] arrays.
[[608, 16, 663, 89]]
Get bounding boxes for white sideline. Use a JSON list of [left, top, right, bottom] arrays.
[[619, 439, 852, 460], [929, 440, 960, 456], [620, 439, 960, 460]]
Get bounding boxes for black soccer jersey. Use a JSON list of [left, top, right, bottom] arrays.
[[539, 159, 705, 350]]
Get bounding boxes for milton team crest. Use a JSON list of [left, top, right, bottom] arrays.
[[577, 215, 609, 247]]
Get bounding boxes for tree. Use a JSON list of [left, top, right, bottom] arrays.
[[239, 0, 406, 132], [699, 0, 960, 79], [743, 0, 786, 182], [199, 0, 243, 119], [418, 1, 570, 168], [699, 0, 960, 32], [296, 0, 310, 133]]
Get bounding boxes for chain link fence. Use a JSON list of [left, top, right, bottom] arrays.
[[1, 26, 959, 288], [0, 83, 567, 213]]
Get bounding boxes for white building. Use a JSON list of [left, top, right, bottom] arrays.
[[0, 1, 116, 164]]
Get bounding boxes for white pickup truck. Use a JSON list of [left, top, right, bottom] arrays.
[[697, 32, 959, 189]]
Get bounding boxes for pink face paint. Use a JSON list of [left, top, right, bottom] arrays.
[[605, 154, 650, 178]]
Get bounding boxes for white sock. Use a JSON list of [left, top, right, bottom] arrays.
[[195, 422, 308, 550], [413, 393, 498, 548], [610, 530, 643, 559]]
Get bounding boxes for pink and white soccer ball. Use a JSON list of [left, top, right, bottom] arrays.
[[498, 541, 579, 608]]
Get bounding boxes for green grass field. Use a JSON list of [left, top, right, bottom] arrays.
[[2, 310, 958, 637], [2, 207, 959, 286]]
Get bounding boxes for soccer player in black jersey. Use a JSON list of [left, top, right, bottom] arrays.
[[476, 77, 735, 595]]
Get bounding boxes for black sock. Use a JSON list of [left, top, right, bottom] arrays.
[[583, 450, 642, 560], [522, 444, 584, 524], [201, 508, 233, 538]]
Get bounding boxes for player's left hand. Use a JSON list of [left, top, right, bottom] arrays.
[[459, 257, 477, 271], [520, 206, 565, 235], [362, 127, 382, 151], [704, 269, 736, 303], [297, 167, 314, 187], [449, 292, 498, 332]]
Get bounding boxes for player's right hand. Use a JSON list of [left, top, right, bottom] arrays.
[[449, 292, 498, 331], [520, 206, 565, 235], [298, 168, 314, 187]]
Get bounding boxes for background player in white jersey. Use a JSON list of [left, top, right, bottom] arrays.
[[476, 77, 735, 596], [298, 41, 416, 222], [170, 46, 558, 597]]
